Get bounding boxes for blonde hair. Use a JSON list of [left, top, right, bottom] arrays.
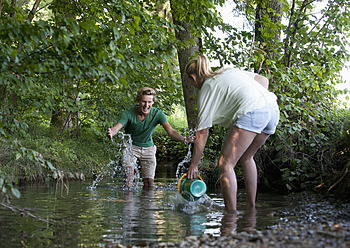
[[185, 55, 221, 83], [136, 87, 157, 102]]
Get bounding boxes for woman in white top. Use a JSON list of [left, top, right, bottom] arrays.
[[185, 55, 280, 211]]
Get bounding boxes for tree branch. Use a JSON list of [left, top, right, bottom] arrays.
[[28, 0, 42, 22], [0, 201, 81, 224], [328, 160, 349, 193]]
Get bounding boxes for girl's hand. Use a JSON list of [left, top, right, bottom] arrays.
[[187, 163, 198, 179]]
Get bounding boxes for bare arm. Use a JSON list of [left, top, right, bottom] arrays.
[[188, 128, 209, 179], [107, 122, 123, 142], [254, 74, 269, 89], [162, 122, 193, 144]]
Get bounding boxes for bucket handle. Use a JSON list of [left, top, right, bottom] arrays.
[[177, 173, 205, 194]]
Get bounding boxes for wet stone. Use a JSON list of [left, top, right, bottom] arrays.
[[146, 217, 349, 248]]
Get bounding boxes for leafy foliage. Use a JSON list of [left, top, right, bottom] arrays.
[[0, 0, 184, 136], [154, 105, 190, 162]]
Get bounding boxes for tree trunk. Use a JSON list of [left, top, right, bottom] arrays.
[[254, 0, 283, 190], [170, 0, 200, 130], [254, 0, 283, 76], [18, 0, 42, 53], [10, 0, 16, 17], [255, 0, 283, 44], [27, 0, 42, 22], [0, 0, 3, 16]]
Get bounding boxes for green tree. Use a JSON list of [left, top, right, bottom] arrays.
[[0, 0, 184, 135], [170, 0, 200, 130], [169, 0, 225, 129]]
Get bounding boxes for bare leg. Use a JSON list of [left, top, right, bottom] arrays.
[[240, 133, 269, 207], [143, 178, 154, 190], [125, 166, 134, 188], [218, 127, 258, 211]]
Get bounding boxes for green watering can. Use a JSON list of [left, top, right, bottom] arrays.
[[178, 173, 207, 201]]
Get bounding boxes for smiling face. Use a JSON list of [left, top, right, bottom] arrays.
[[137, 94, 154, 115]]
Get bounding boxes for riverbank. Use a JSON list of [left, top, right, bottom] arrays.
[[148, 221, 349, 248]]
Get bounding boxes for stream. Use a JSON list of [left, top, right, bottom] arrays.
[[0, 162, 349, 247]]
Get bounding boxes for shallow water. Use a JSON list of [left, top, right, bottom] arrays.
[[0, 174, 294, 247]]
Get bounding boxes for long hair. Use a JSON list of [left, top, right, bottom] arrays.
[[136, 87, 157, 102], [185, 55, 222, 83]]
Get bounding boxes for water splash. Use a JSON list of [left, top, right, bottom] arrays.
[[175, 128, 197, 180], [89, 132, 140, 189], [171, 128, 222, 213], [168, 194, 223, 214], [175, 143, 192, 180]]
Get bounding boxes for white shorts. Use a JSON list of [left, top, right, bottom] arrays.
[[235, 105, 280, 134]]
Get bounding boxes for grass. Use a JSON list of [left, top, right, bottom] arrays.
[[0, 126, 113, 183], [0, 105, 190, 183]]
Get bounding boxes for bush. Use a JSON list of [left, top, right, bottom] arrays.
[[153, 105, 190, 163]]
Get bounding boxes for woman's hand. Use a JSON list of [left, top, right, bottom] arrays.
[[187, 128, 209, 179], [187, 163, 198, 179]]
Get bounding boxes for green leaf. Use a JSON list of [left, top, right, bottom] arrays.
[[15, 153, 22, 160], [46, 161, 56, 171], [11, 187, 21, 198]]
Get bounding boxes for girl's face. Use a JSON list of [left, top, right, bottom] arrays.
[[138, 94, 154, 115]]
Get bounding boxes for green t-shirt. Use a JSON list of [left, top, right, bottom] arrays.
[[118, 106, 168, 147]]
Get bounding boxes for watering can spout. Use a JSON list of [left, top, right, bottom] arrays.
[[178, 173, 207, 201]]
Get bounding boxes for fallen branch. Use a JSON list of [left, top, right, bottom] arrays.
[[0, 202, 52, 223], [328, 160, 350, 193], [0, 202, 81, 225]]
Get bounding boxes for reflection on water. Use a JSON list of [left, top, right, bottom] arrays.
[[0, 177, 292, 247], [220, 207, 257, 236]]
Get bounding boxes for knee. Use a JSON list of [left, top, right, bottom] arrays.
[[240, 154, 254, 164], [218, 155, 238, 172], [218, 161, 234, 176]]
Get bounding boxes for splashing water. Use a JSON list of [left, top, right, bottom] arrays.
[[168, 194, 223, 215], [175, 143, 192, 180], [175, 128, 197, 180], [89, 128, 217, 214], [89, 132, 140, 189], [172, 129, 221, 214]]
